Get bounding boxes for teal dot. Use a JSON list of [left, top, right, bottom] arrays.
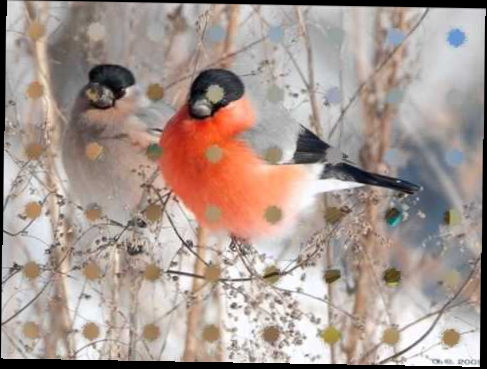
[[268, 26, 284, 43]]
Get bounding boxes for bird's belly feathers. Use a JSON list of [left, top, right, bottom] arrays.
[[160, 127, 313, 240]]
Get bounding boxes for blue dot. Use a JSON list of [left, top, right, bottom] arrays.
[[385, 149, 405, 167], [386, 89, 405, 104], [269, 26, 284, 43], [447, 28, 466, 48], [207, 25, 225, 42], [387, 28, 406, 46], [445, 149, 465, 166], [325, 87, 341, 105]]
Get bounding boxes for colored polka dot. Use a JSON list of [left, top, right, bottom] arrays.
[[445, 149, 465, 167], [385, 148, 406, 167], [26, 81, 44, 99], [205, 145, 224, 163], [386, 88, 405, 104], [84, 262, 101, 281], [202, 324, 220, 342], [87, 22, 106, 42], [387, 28, 406, 46], [385, 208, 403, 227], [85, 142, 104, 161], [325, 207, 344, 224], [25, 143, 43, 160], [264, 206, 283, 224], [83, 322, 100, 341], [207, 25, 225, 42], [85, 204, 102, 222], [266, 85, 284, 104], [321, 326, 342, 345], [382, 327, 400, 346], [327, 27, 345, 46], [24, 261, 41, 280], [324, 269, 341, 284], [444, 209, 462, 226], [268, 25, 284, 43], [383, 268, 401, 287], [326, 147, 343, 165], [206, 85, 225, 104], [145, 204, 163, 223], [447, 28, 466, 48], [263, 326, 280, 343], [25, 202, 42, 220], [28, 21, 46, 41], [205, 205, 222, 223], [263, 265, 280, 285], [204, 265, 221, 283], [325, 87, 342, 105], [264, 146, 283, 164], [143, 324, 160, 341], [146, 143, 164, 161], [147, 83, 164, 101], [442, 329, 460, 347], [22, 322, 40, 339], [144, 263, 162, 281]]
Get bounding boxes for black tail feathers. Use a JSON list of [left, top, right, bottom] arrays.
[[323, 163, 422, 195]]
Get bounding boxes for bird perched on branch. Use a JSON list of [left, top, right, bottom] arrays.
[[159, 68, 421, 242], [62, 64, 173, 224]]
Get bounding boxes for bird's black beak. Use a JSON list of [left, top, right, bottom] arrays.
[[85, 83, 115, 109], [189, 96, 213, 119]]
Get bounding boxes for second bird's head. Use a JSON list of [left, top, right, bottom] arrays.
[[82, 64, 138, 110], [188, 69, 245, 119]]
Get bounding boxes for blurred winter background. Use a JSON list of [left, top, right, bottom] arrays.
[[3, 2, 482, 363]]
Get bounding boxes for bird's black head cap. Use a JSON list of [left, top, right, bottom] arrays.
[[189, 69, 244, 119], [88, 64, 136, 97]]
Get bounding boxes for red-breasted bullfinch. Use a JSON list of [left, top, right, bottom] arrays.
[[62, 64, 173, 224], [159, 69, 421, 241]]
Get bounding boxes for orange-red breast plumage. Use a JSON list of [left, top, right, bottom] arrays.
[[159, 98, 311, 240]]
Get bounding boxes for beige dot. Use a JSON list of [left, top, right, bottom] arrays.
[[84, 262, 101, 281], [85, 204, 102, 222], [25, 143, 44, 160], [144, 263, 162, 281], [205, 205, 222, 223], [442, 329, 460, 348], [83, 322, 100, 341], [324, 269, 341, 284], [143, 324, 160, 341], [25, 201, 42, 220], [444, 209, 462, 226], [267, 84, 284, 104], [206, 85, 225, 104], [145, 204, 163, 223], [24, 261, 41, 280], [26, 81, 44, 99], [28, 21, 46, 41], [204, 265, 221, 283], [321, 326, 342, 345], [23, 322, 40, 339], [382, 327, 400, 346], [263, 265, 280, 285], [444, 270, 461, 290], [263, 326, 280, 343], [147, 83, 164, 101], [87, 22, 106, 42], [383, 268, 401, 287], [202, 324, 220, 343], [264, 205, 283, 224], [85, 142, 104, 161], [264, 146, 283, 164], [205, 145, 224, 163]]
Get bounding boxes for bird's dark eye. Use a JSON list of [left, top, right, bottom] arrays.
[[114, 88, 126, 100]]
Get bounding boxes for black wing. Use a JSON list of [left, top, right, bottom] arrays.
[[291, 126, 422, 195], [292, 125, 349, 164]]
